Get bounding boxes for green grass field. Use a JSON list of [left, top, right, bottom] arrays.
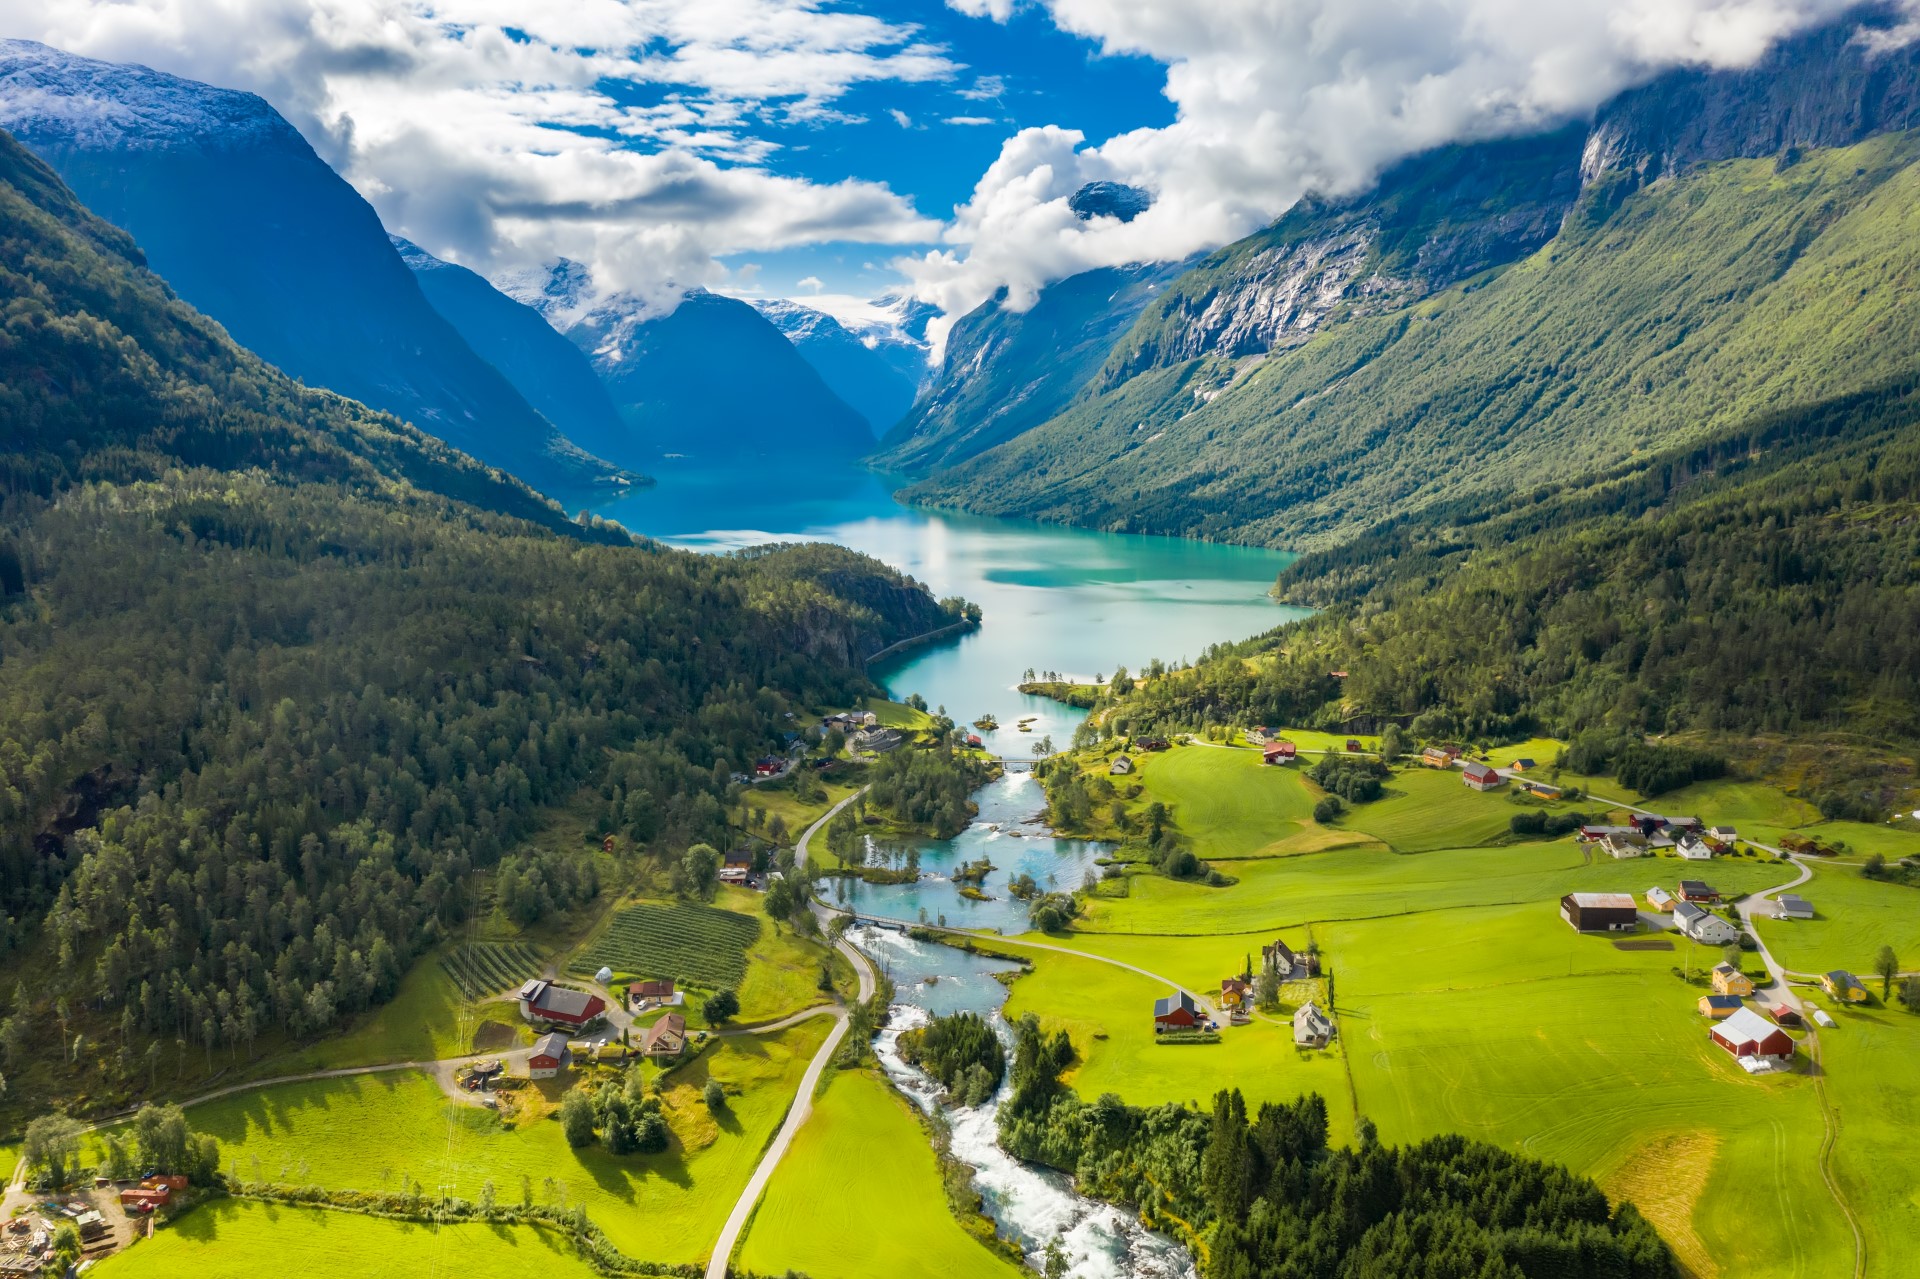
[[1752, 861, 1920, 976], [1343, 767, 1553, 853], [736, 1069, 1026, 1279], [97, 1199, 598, 1279], [1129, 745, 1318, 857], [182, 1022, 828, 1266]]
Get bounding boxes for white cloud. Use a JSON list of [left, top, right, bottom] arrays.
[[943, 115, 996, 125], [956, 73, 1006, 99], [6, 0, 949, 310], [906, 0, 1879, 355], [888, 106, 915, 127], [797, 274, 825, 292]]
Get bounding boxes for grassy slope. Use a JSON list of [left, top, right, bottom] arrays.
[[178, 1022, 828, 1266], [906, 133, 1920, 550], [1753, 862, 1920, 976], [736, 1069, 1026, 1279], [97, 1200, 598, 1279]]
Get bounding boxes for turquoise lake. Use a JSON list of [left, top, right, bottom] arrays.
[[593, 458, 1306, 930]]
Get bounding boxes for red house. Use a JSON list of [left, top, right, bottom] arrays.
[[1345, 739, 1363, 752], [517, 979, 607, 1028], [1153, 991, 1202, 1032], [1262, 741, 1296, 764]]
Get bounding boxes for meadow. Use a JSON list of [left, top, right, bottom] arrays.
[[1752, 861, 1920, 977], [736, 1069, 1027, 1279], [1125, 746, 1318, 858], [96, 1199, 599, 1279], [177, 1021, 829, 1266]]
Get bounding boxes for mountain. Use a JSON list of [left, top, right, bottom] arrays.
[[755, 299, 919, 434], [0, 39, 629, 495], [1069, 180, 1152, 222], [504, 272, 875, 462], [902, 12, 1920, 547], [0, 123, 961, 1120], [392, 236, 640, 469], [871, 262, 1189, 475]]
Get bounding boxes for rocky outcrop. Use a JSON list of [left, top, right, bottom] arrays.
[[1069, 181, 1152, 222]]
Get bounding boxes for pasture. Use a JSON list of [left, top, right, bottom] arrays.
[[97, 1199, 598, 1279], [736, 1069, 1026, 1279], [1753, 861, 1920, 976], [1128, 745, 1318, 858], [181, 1021, 829, 1266], [1342, 767, 1559, 853], [576, 900, 760, 990]]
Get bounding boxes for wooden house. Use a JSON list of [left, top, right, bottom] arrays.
[[1262, 741, 1296, 765], [642, 1013, 689, 1058], [1677, 880, 1720, 903], [1820, 971, 1868, 1003], [1645, 886, 1675, 912], [528, 1032, 571, 1080], [1673, 901, 1739, 945], [1219, 978, 1251, 1009], [1293, 1001, 1333, 1048], [1699, 994, 1743, 1019], [1711, 963, 1755, 996], [1153, 991, 1202, 1032]]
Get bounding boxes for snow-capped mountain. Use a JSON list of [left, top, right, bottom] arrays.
[[754, 299, 919, 435]]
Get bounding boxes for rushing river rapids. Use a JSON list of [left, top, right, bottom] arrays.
[[854, 926, 1197, 1279]]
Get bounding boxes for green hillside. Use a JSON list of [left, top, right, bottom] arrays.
[[0, 127, 959, 1121], [905, 132, 1920, 550]]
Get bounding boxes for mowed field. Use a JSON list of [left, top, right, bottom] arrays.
[[736, 1069, 1027, 1279], [98, 1199, 599, 1279], [178, 1021, 829, 1267], [1003, 747, 1920, 1278]]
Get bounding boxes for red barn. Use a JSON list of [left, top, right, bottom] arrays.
[[517, 979, 607, 1028], [1712, 1007, 1794, 1066], [1153, 991, 1202, 1032]]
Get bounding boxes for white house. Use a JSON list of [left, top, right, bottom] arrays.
[[1673, 901, 1739, 946], [1293, 1002, 1334, 1048], [1676, 835, 1715, 861], [1708, 825, 1738, 842], [1599, 833, 1647, 860]]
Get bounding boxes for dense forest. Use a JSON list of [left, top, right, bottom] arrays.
[[895, 1010, 1004, 1106], [997, 1018, 1675, 1279], [0, 128, 963, 1118]]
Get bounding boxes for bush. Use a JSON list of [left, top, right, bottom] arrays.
[[703, 1080, 726, 1111], [702, 989, 740, 1024], [1313, 796, 1345, 824]]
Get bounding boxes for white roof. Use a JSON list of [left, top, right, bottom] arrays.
[[1566, 892, 1637, 909], [1715, 1007, 1782, 1045]]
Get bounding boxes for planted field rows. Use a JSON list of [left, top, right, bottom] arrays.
[[441, 941, 544, 1000], [575, 902, 758, 988]]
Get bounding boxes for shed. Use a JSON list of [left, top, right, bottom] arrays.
[[1699, 994, 1743, 1019], [528, 1032, 571, 1080], [1510, 758, 1537, 771], [1109, 754, 1135, 775], [1560, 892, 1639, 933], [1769, 1004, 1803, 1027], [1153, 990, 1202, 1032], [1345, 739, 1363, 752], [1645, 886, 1675, 912], [1711, 1007, 1794, 1064], [1293, 1001, 1334, 1048], [1776, 895, 1814, 920]]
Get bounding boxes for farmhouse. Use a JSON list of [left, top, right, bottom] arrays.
[[1219, 978, 1251, 1009], [854, 727, 906, 753], [1699, 994, 1743, 1019], [1461, 761, 1502, 791], [1645, 886, 1675, 912], [1153, 990, 1202, 1032], [1672, 901, 1739, 945], [1560, 892, 1639, 933], [1345, 738, 1364, 752], [1599, 833, 1648, 860], [528, 1032, 571, 1080], [1777, 895, 1814, 920], [1136, 736, 1171, 752], [1676, 835, 1715, 861], [1262, 740, 1297, 764], [720, 850, 753, 885], [1678, 880, 1720, 903], [1711, 963, 1755, 996], [1712, 1007, 1794, 1068], [1421, 745, 1462, 768], [1821, 971, 1868, 1003], [1510, 757, 1538, 771], [643, 1012, 689, 1058], [517, 980, 608, 1029], [1709, 825, 1738, 842], [1262, 937, 1315, 979], [630, 979, 677, 1007], [1293, 1002, 1334, 1048], [1109, 754, 1135, 775], [1579, 824, 1637, 842]]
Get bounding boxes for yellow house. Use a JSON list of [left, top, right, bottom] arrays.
[[1219, 978, 1250, 1010], [1821, 970, 1868, 1003], [1698, 994, 1742, 1019], [1711, 963, 1754, 997]]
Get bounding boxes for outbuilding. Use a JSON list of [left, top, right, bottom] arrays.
[[528, 1032, 571, 1080], [1711, 1006, 1794, 1066], [1153, 991, 1202, 1033], [1770, 1004, 1803, 1027], [1461, 761, 1502, 791], [1777, 895, 1814, 920], [1645, 886, 1675, 912], [1699, 994, 1743, 1019], [518, 980, 608, 1029], [1560, 892, 1639, 933]]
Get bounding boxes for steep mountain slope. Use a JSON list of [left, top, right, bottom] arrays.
[[505, 272, 875, 462], [872, 261, 1189, 475], [0, 39, 628, 495], [393, 236, 640, 469], [903, 14, 1920, 546], [756, 299, 919, 434], [0, 126, 960, 1119]]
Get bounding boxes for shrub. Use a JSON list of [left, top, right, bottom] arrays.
[[1313, 796, 1345, 824]]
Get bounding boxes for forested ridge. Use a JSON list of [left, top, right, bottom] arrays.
[[0, 127, 960, 1118]]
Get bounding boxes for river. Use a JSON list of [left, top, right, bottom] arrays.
[[594, 460, 1283, 1277]]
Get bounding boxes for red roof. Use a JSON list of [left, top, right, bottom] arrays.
[[1263, 741, 1295, 757]]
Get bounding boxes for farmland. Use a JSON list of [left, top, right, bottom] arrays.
[[736, 1068, 1027, 1279], [174, 1020, 830, 1266], [96, 1199, 599, 1279], [1752, 860, 1920, 976], [575, 900, 760, 990], [441, 941, 545, 1000]]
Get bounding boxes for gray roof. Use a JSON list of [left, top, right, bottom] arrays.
[[531, 1032, 569, 1062], [1672, 901, 1706, 923], [528, 984, 598, 1018], [1153, 991, 1199, 1018]]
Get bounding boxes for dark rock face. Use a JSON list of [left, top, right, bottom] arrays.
[[1584, 13, 1920, 189], [1069, 181, 1153, 222]]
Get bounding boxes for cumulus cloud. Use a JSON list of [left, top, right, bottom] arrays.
[[907, 0, 1880, 351], [5, 0, 948, 311]]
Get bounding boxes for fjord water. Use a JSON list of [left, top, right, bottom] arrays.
[[594, 458, 1305, 755]]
